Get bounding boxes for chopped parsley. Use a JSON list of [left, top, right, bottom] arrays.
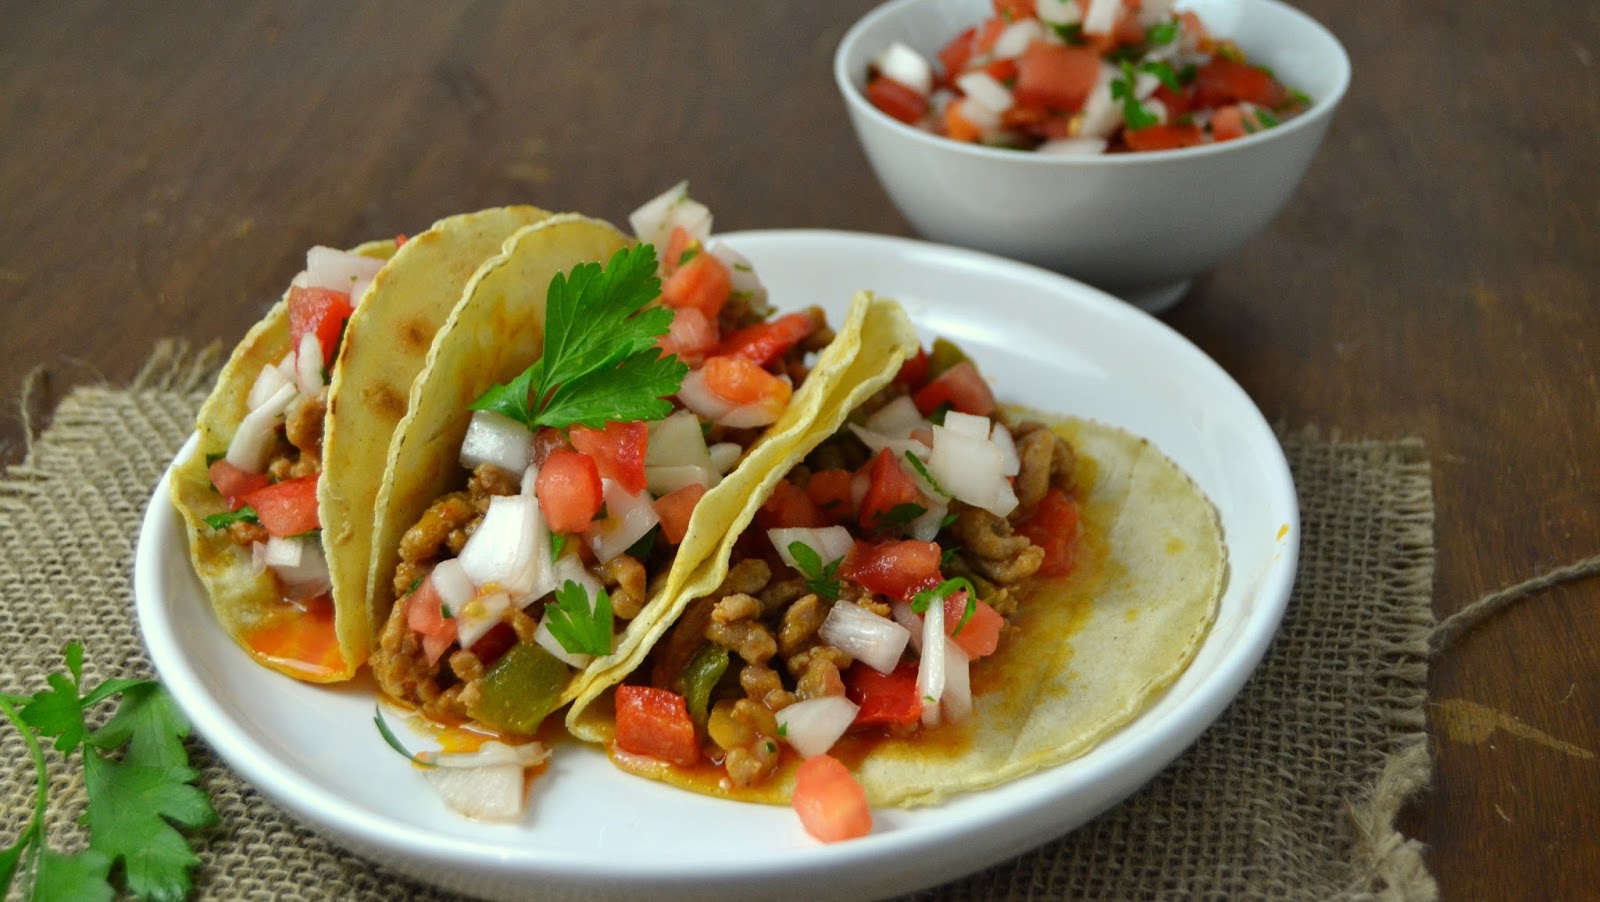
[[550, 532, 568, 562], [544, 580, 614, 657], [787, 541, 843, 601], [881, 502, 928, 529], [1146, 19, 1180, 45], [203, 506, 259, 530], [903, 450, 949, 498], [1112, 59, 1181, 131], [911, 577, 980, 634], [469, 244, 687, 431]]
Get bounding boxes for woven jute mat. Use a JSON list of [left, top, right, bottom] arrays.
[[0, 346, 1438, 901]]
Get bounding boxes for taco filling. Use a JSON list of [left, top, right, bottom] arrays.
[[590, 328, 1223, 842], [370, 190, 843, 743]]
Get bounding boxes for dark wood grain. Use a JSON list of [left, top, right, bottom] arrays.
[[3, 2, 1597, 898]]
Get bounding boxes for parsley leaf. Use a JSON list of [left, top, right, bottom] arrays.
[[550, 533, 569, 563], [469, 244, 687, 431], [787, 541, 843, 601], [881, 502, 928, 528], [910, 577, 980, 634], [1146, 19, 1180, 45], [544, 580, 614, 656], [903, 450, 949, 498], [2, 644, 215, 902], [1111, 61, 1160, 131], [203, 506, 258, 530]]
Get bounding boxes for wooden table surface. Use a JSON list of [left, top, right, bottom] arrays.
[[3, 2, 1596, 898]]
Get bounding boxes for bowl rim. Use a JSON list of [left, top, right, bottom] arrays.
[[833, 0, 1352, 166]]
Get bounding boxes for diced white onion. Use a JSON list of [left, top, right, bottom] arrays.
[[940, 639, 973, 725], [534, 616, 594, 669], [303, 246, 384, 294], [707, 442, 742, 475], [872, 41, 933, 96], [247, 363, 294, 411], [1037, 137, 1109, 156], [272, 537, 331, 602], [918, 596, 947, 725], [262, 535, 302, 568], [1082, 0, 1119, 35], [586, 480, 660, 565], [1139, 0, 1177, 26], [992, 18, 1046, 59], [628, 181, 712, 256], [717, 400, 783, 429], [226, 382, 296, 472], [891, 601, 923, 652], [768, 526, 855, 572], [645, 464, 719, 496], [646, 410, 715, 469], [430, 559, 476, 612], [991, 423, 1021, 477], [455, 589, 511, 651], [707, 242, 768, 311], [249, 540, 269, 576], [907, 500, 950, 542], [1078, 64, 1122, 138], [519, 462, 540, 496], [927, 425, 1018, 518], [1134, 70, 1163, 100], [422, 739, 549, 769], [551, 551, 604, 601], [775, 696, 861, 759], [956, 72, 1013, 116], [675, 369, 735, 422], [847, 424, 930, 461], [295, 332, 325, 396], [942, 411, 991, 439], [457, 495, 548, 605], [957, 96, 1001, 132], [1036, 0, 1082, 26], [865, 396, 925, 439], [460, 410, 534, 475], [423, 762, 527, 823], [819, 601, 911, 675]]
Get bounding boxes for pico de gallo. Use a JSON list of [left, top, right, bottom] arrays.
[[864, 0, 1310, 154], [612, 337, 1083, 842], [371, 185, 839, 763], [203, 246, 386, 614]]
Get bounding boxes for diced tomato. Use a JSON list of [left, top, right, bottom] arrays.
[[936, 26, 978, 86], [840, 539, 944, 601], [758, 479, 829, 530], [974, 16, 1009, 54], [1015, 488, 1080, 577], [942, 99, 983, 143], [912, 361, 997, 418], [242, 475, 320, 537], [1192, 57, 1287, 109], [1123, 122, 1204, 152], [894, 346, 929, 390], [1209, 105, 1248, 141], [406, 578, 458, 667], [1013, 43, 1100, 112], [700, 355, 790, 406], [531, 426, 571, 466], [857, 448, 921, 531], [614, 685, 700, 768], [569, 421, 649, 495], [209, 458, 271, 510], [1151, 82, 1194, 120], [653, 483, 707, 544], [1178, 11, 1214, 52], [536, 449, 604, 533], [792, 755, 872, 843], [718, 312, 815, 367], [991, 0, 1035, 20], [661, 251, 732, 320], [866, 75, 929, 125], [984, 57, 1019, 84], [394, 234, 408, 248], [662, 225, 697, 275], [1113, 8, 1147, 45], [287, 286, 354, 369], [658, 306, 721, 365], [804, 469, 857, 524], [945, 592, 1004, 658], [845, 660, 923, 726]]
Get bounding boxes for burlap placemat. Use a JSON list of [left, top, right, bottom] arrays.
[[0, 348, 1438, 901]]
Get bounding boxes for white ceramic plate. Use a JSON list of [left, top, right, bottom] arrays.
[[136, 230, 1298, 902]]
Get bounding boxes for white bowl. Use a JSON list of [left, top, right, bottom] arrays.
[[834, 0, 1351, 312]]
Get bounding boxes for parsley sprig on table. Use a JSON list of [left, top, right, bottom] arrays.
[[469, 244, 688, 430], [1, 643, 215, 902]]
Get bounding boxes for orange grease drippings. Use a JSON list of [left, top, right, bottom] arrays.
[[245, 594, 346, 681]]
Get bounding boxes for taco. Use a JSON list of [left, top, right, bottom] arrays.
[[367, 195, 898, 750], [566, 311, 1225, 832], [170, 206, 551, 682]]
